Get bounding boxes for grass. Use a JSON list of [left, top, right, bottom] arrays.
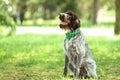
[[0, 34, 120, 80]]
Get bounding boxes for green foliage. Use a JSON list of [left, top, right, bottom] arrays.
[[59, 0, 78, 13], [10, 0, 115, 21], [0, 34, 120, 80], [100, 0, 115, 10], [0, 0, 12, 26], [41, 0, 59, 19], [0, 0, 16, 36]]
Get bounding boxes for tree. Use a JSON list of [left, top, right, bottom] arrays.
[[60, 0, 78, 13], [115, 0, 120, 34], [92, 0, 99, 24], [16, 0, 27, 24], [42, 0, 58, 19], [19, 5, 27, 24], [10, 0, 28, 24], [0, 0, 16, 35]]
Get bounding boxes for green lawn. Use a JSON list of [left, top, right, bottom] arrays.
[[0, 34, 120, 80]]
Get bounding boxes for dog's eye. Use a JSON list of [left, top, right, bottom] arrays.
[[67, 16, 71, 20]]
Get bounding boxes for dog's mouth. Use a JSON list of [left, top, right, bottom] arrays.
[[59, 22, 69, 28]]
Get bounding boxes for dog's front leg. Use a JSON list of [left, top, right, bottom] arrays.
[[73, 55, 83, 78], [73, 43, 86, 77], [63, 55, 69, 76], [73, 67, 79, 78]]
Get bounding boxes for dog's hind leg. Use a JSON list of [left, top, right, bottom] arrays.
[[79, 66, 89, 79], [85, 61, 98, 78]]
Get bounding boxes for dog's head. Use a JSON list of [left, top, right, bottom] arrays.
[[59, 11, 80, 31]]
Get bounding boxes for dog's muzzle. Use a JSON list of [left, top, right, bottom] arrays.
[[59, 13, 69, 28]]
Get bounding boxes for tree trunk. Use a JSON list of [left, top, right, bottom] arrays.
[[92, 0, 99, 24], [115, 0, 120, 34], [19, 5, 27, 24]]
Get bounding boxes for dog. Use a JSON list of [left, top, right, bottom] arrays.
[[59, 12, 98, 79]]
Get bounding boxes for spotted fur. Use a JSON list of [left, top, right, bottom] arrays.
[[59, 12, 98, 79], [63, 29, 98, 78]]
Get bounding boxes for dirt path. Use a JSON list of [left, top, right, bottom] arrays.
[[16, 26, 114, 37]]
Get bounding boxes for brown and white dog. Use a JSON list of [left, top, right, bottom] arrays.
[[59, 12, 98, 79]]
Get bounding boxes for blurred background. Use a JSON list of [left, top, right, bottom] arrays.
[[0, 0, 119, 36], [0, 0, 120, 80]]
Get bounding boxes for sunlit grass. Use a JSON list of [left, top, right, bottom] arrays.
[[0, 34, 120, 80]]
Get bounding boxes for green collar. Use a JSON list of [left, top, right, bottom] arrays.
[[65, 29, 80, 39]]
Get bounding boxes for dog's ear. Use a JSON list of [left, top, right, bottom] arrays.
[[66, 11, 80, 30], [72, 15, 77, 22], [72, 19, 80, 30], [76, 19, 80, 28]]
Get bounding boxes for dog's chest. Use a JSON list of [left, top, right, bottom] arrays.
[[64, 38, 76, 52], [64, 36, 86, 62], [64, 38, 78, 61]]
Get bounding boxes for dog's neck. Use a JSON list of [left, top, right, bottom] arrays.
[[65, 28, 80, 39]]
